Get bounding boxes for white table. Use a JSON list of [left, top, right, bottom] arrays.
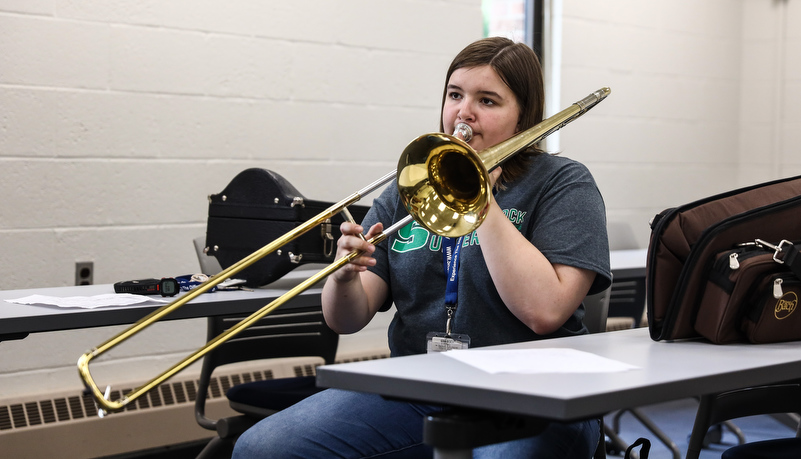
[[317, 328, 801, 455]]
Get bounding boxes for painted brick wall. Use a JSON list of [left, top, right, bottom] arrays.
[[559, 0, 801, 248], [560, 0, 742, 248], [739, 0, 801, 183], [0, 0, 480, 290], [0, 0, 480, 400]]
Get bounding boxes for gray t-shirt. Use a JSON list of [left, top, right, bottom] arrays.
[[363, 153, 611, 357]]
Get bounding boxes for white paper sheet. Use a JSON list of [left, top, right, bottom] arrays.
[[442, 348, 639, 374], [6, 294, 168, 309]]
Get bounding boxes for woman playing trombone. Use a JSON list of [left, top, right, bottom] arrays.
[[234, 36, 611, 459]]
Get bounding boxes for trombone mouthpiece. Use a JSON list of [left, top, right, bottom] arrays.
[[454, 123, 473, 143]]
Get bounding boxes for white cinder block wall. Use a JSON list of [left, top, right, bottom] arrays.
[[0, 0, 479, 290], [2, 0, 801, 403], [561, 0, 801, 249], [738, 0, 801, 185], [0, 0, 481, 400]]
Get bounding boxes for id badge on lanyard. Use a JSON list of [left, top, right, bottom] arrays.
[[426, 236, 471, 353]]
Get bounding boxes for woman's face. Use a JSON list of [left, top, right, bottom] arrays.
[[442, 65, 521, 152]]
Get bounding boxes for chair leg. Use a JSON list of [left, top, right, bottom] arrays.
[[626, 408, 681, 459], [603, 423, 631, 457], [608, 408, 680, 459], [770, 413, 801, 431], [611, 409, 626, 433], [722, 420, 746, 445], [702, 423, 724, 447]]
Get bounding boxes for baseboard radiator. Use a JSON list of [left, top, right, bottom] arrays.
[[0, 350, 389, 459]]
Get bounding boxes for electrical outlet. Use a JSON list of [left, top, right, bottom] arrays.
[[75, 261, 93, 285]]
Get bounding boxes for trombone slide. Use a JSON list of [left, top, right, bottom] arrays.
[[77, 88, 610, 415]]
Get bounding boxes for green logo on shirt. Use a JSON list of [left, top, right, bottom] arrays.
[[390, 208, 526, 253], [391, 221, 432, 253], [504, 208, 527, 229]]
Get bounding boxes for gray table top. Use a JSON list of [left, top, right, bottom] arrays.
[[0, 269, 323, 338], [316, 327, 801, 421], [2, 250, 644, 339]]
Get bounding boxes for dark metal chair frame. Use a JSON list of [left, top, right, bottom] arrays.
[[686, 381, 801, 459], [194, 306, 339, 458]]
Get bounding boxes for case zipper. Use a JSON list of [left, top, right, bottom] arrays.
[[745, 273, 801, 323], [773, 277, 784, 299]]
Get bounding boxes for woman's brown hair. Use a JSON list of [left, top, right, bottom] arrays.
[[439, 37, 546, 186]]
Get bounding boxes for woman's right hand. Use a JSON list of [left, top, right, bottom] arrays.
[[322, 220, 388, 333], [330, 221, 384, 283]]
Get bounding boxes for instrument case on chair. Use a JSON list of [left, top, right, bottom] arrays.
[[205, 168, 370, 287], [646, 174, 801, 342]]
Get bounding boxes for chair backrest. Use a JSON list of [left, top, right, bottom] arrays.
[[702, 382, 801, 426], [583, 285, 611, 335], [606, 221, 647, 328], [608, 276, 646, 328], [688, 381, 801, 458]]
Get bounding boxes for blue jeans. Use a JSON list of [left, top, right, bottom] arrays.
[[233, 388, 600, 459]]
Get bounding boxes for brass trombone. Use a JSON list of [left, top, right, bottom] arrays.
[[78, 87, 610, 416]]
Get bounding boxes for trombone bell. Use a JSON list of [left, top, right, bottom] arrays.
[[397, 133, 491, 238]]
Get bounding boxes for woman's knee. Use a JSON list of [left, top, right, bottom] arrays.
[[232, 426, 257, 458], [232, 408, 310, 458], [232, 389, 438, 459]]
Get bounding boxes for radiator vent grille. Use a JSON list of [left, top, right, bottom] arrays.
[[0, 353, 389, 433]]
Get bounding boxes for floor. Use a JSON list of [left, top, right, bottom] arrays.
[[604, 397, 798, 458]]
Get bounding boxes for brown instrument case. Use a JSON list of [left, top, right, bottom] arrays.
[[646, 174, 801, 342]]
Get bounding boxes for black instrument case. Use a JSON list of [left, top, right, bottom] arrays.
[[205, 168, 370, 287]]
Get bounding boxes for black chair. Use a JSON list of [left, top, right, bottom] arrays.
[[686, 382, 801, 459], [583, 286, 611, 335], [607, 276, 646, 329], [194, 307, 339, 459], [606, 221, 646, 331]]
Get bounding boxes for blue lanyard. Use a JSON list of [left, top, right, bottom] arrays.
[[442, 236, 463, 306], [442, 236, 463, 335]]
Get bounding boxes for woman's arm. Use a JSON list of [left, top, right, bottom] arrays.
[[476, 169, 597, 335], [321, 222, 390, 334], [477, 201, 595, 334]]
